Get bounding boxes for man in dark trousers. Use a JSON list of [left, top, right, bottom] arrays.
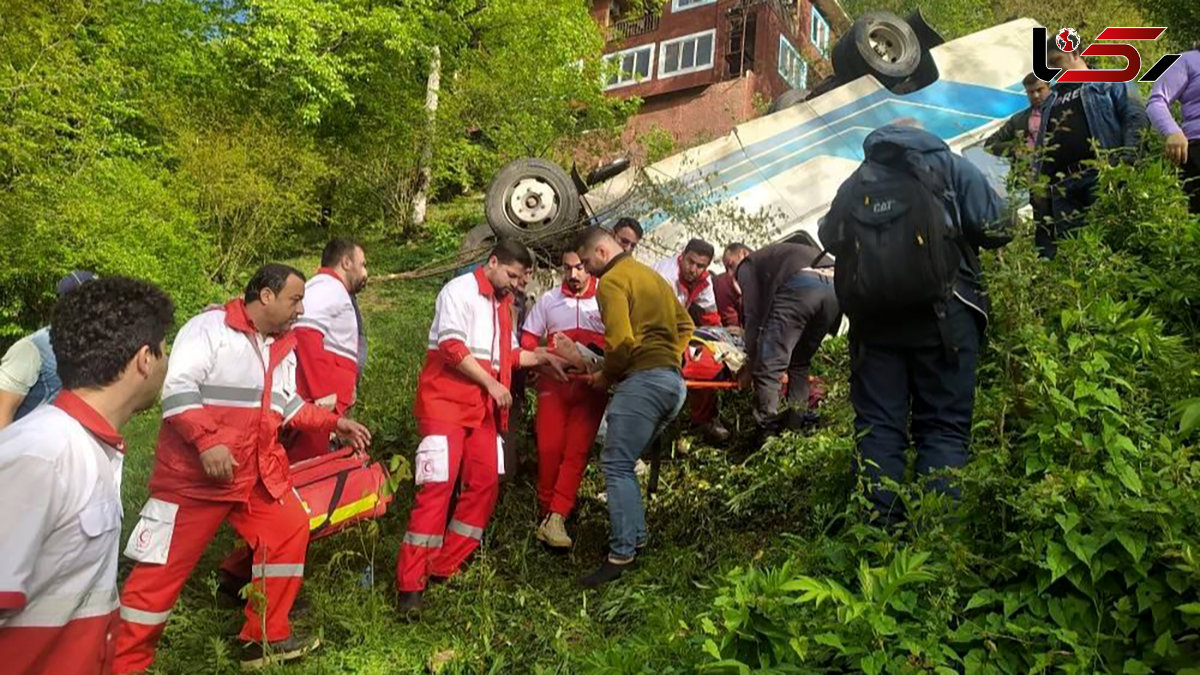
[[735, 241, 839, 437], [821, 123, 1011, 525], [1035, 36, 1148, 258]]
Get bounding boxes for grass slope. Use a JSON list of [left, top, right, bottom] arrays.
[[117, 236, 840, 674]]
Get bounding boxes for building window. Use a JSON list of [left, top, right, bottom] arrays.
[[671, 0, 717, 12], [810, 7, 831, 56], [659, 30, 716, 79], [778, 35, 807, 90], [604, 44, 655, 89]]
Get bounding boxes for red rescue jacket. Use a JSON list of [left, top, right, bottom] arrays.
[[149, 299, 339, 502]]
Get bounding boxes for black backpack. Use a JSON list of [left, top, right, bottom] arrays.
[[821, 149, 964, 320]]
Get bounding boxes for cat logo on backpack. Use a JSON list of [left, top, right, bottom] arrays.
[[821, 148, 964, 320]]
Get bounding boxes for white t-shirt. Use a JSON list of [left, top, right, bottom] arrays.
[[0, 397, 124, 673], [0, 335, 41, 395]]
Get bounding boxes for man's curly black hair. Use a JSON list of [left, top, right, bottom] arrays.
[[51, 276, 175, 390]]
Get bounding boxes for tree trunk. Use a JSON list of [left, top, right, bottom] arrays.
[[410, 45, 441, 228]]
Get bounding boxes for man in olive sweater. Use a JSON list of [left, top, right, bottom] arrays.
[[573, 227, 692, 588]]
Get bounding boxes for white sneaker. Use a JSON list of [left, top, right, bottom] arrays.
[[634, 459, 649, 476], [536, 513, 572, 548]]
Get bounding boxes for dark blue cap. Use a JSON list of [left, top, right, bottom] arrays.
[[56, 271, 97, 298]]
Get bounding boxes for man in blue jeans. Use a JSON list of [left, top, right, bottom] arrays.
[[821, 123, 1011, 525], [1034, 35, 1148, 258], [573, 227, 692, 587]]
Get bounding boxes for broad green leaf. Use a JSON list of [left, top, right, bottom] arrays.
[[1123, 659, 1152, 675], [1047, 540, 1076, 582], [814, 633, 846, 652], [965, 590, 998, 611], [1115, 530, 1148, 563], [1110, 459, 1144, 495], [1179, 398, 1200, 435], [860, 652, 885, 675], [1055, 511, 1081, 534], [1154, 631, 1178, 658], [1064, 531, 1099, 568]]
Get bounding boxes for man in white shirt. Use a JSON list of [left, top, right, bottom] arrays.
[[652, 239, 728, 442], [0, 271, 97, 428], [0, 276, 174, 675]]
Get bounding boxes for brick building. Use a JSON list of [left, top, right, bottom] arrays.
[[592, 0, 850, 159]]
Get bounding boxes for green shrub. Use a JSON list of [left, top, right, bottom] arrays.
[[0, 157, 219, 337]]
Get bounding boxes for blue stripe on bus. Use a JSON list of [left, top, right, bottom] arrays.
[[598, 79, 1028, 233]]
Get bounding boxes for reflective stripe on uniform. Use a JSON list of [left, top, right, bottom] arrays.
[[4, 588, 118, 628], [118, 604, 172, 626], [164, 385, 266, 416], [251, 563, 305, 579], [161, 391, 203, 417], [282, 395, 305, 423], [403, 532, 444, 548], [448, 519, 484, 541], [199, 384, 263, 407]]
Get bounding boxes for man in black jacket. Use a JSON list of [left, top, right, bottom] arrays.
[[985, 73, 1051, 229], [984, 73, 1050, 159], [735, 239, 839, 436], [821, 124, 1011, 526]]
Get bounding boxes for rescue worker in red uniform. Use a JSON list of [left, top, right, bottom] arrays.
[[520, 250, 607, 549], [113, 264, 372, 672], [0, 277, 174, 675], [652, 238, 729, 442], [287, 237, 369, 461], [216, 239, 372, 602], [396, 241, 568, 617]]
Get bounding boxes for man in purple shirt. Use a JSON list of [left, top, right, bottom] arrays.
[[1148, 46, 1200, 213]]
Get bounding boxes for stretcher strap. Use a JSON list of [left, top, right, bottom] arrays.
[[309, 469, 351, 536]]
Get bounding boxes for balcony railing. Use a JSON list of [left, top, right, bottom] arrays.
[[608, 13, 660, 42]]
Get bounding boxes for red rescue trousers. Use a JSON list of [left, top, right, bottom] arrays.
[[113, 483, 309, 674], [689, 389, 718, 425], [396, 415, 499, 592], [536, 379, 606, 517]]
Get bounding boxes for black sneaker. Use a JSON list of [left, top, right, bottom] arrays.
[[239, 632, 320, 670], [397, 591, 423, 621], [578, 556, 637, 589]]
